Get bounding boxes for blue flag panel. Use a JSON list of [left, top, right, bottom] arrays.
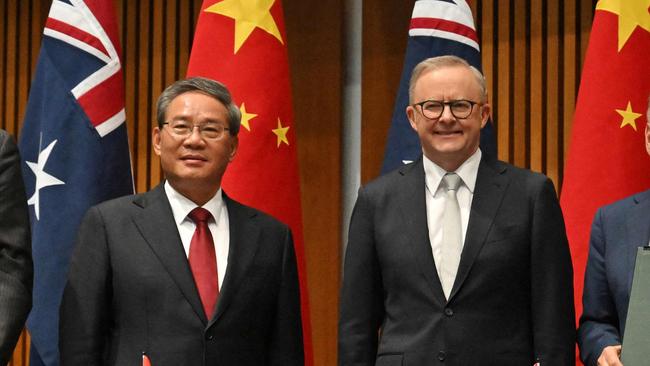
[[18, 1, 132, 364]]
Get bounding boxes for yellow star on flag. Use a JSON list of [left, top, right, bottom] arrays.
[[205, 0, 284, 54], [272, 118, 290, 147], [616, 101, 643, 130], [596, 0, 650, 51], [239, 103, 257, 131]]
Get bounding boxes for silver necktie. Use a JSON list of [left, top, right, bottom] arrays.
[[440, 172, 462, 299]]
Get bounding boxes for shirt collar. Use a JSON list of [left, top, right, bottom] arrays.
[[423, 148, 482, 194], [164, 181, 225, 226]]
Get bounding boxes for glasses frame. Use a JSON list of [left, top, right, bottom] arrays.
[[161, 121, 230, 140], [412, 99, 482, 120]]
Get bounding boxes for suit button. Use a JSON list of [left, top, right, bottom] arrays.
[[444, 308, 453, 316], [438, 351, 446, 361], [206, 334, 214, 340]]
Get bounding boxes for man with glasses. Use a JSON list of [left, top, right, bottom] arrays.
[[578, 95, 650, 366], [59, 77, 303, 365], [339, 55, 575, 365]]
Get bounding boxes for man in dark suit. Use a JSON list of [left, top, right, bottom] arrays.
[[0, 129, 32, 365], [577, 97, 650, 366], [59, 77, 303, 365], [339, 55, 575, 365]]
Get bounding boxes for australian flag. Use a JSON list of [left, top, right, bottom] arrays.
[[18, 1, 133, 365], [381, 0, 496, 174]]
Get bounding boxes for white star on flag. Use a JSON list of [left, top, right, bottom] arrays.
[[27, 139, 65, 220]]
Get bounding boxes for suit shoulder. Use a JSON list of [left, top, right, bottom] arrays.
[[226, 198, 290, 232], [0, 129, 10, 144], [599, 188, 650, 216], [90, 192, 144, 214], [360, 161, 419, 197], [495, 160, 548, 182], [491, 159, 553, 191], [0, 129, 18, 159]]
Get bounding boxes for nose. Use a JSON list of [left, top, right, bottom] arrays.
[[437, 104, 456, 123], [183, 126, 205, 146]]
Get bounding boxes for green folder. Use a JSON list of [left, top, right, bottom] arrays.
[[621, 247, 650, 365]]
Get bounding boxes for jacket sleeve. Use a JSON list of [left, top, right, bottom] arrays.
[[338, 187, 384, 366], [577, 208, 621, 366], [268, 228, 305, 366], [529, 178, 576, 365], [59, 206, 111, 365], [0, 131, 33, 365]]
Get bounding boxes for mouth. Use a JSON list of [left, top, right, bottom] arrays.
[[434, 130, 462, 136], [180, 154, 207, 164]]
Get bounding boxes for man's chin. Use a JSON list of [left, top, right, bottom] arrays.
[[169, 173, 217, 186], [429, 142, 465, 155]]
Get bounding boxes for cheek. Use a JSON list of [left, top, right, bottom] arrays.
[[157, 142, 180, 164], [158, 150, 175, 169], [413, 120, 431, 135]]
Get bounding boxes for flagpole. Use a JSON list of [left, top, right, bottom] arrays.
[[341, 0, 362, 268]]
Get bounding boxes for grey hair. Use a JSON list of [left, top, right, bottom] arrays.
[[156, 77, 241, 136], [408, 55, 487, 104]]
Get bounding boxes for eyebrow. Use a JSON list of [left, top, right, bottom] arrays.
[[168, 116, 224, 124]]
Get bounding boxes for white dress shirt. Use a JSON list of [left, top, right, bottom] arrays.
[[423, 149, 481, 284], [164, 181, 229, 289]]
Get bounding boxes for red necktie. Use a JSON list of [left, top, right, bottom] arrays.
[[188, 207, 218, 318]]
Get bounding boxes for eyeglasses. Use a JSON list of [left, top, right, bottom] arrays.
[[412, 99, 482, 120], [162, 120, 230, 140]]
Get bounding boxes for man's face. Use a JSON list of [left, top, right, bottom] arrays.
[[406, 65, 490, 169], [153, 91, 237, 192]]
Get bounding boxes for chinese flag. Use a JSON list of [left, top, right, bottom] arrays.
[[560, 0, 650, 361], [186, 0, 312, 363]]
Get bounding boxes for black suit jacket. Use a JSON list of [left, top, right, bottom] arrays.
[[60, 184, 303, 366], [0, 130, 32, 365], [339, 155, 575, 366]]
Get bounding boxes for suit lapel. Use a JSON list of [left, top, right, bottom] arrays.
[[450, 157, 508, 299], [208, 194, 261, 328], [131, 184, 208, 324], [625, 190, 650, 292], [396, 159, 446, 300]]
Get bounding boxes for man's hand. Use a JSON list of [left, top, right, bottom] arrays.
[[598, 345, 622, 366]]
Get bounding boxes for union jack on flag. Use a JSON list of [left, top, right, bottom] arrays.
[[43, 0, 126, 136], [19, 1, 132, 365], [381, 0, 496, 174]]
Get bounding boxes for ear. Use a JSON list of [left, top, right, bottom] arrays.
[[645, 123, 650, 157], [480, 102, 491, 128], [228, 136, 238, 162], [406, 105, 418, 131], [152, 127, 162, 156]]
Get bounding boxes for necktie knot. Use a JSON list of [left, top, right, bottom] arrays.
[[189, 207, 212, 224], [442, 172, 462, 192]]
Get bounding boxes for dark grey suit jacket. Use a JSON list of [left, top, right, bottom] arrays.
[[0, 130, 32, 365], [59, 184, 303, 366], [577, 189, 650, 366], [339, 155, 575, 366]]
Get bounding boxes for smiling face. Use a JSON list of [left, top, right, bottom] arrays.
[[406, 65, 490, 171], [153, 91, 238, 205]]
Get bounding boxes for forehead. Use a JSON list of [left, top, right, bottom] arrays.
[[166, 91, 226, 117], [413, 65, 481, 99]]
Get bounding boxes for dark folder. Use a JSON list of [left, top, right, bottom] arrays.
[[621, 246, 650, 365]]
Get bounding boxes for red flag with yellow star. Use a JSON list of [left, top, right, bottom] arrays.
[[186, 0, 312, 363], [561, 0, 650, 360]]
